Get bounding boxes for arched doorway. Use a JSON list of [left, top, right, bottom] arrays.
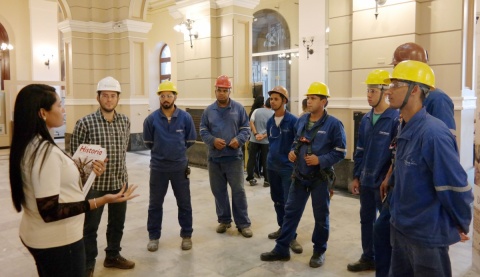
[[252, 9, 296, 110], [0, 22, 11, 90]]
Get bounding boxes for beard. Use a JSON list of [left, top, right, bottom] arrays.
[[161, 102, 174, 109], [99, 103, 116, 113]]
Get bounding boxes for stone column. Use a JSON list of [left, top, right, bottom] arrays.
[[58, 0, 152, 152]]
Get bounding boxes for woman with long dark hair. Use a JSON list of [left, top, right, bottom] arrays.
[[9, 84, 138, 277]]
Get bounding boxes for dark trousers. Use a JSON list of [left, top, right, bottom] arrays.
[[84, 188, 127, 270], [389, 226, 452, 277], [359, 186, 383, 261], [147, 169, 193, 239], [267, 168, 294, 227], [25, 238, 85, 277], [274, 179, 330, 255], [246, 142, 269, 182], [374, 192, 392, 277]]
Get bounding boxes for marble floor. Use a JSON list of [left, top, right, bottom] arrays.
[[0, 142, 478, 277]]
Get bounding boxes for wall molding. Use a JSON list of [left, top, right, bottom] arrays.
[[58, 19, 153, 34]]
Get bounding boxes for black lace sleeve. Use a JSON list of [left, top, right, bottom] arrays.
[[36, 195, 90, 223]]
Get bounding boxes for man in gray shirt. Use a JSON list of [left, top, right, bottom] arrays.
[[246, 98, 274, 187]]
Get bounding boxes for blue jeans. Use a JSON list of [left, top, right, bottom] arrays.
[[374, 192, 392, 277], [389, 226, 451, 277], [267, 168, 293, 227], [25, 238, 85, 277], [274, 178, 330, 256], [359, 186, 382, 261], [84, 188, 127, 270], [147, 169, 193, 239], [247, 142, 269, 182], [208, 159, 251, 229]]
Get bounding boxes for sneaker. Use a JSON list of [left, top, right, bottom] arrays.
[[216, 223, 231, 233], [268, 228, 281, 239], [181, 237, 192, 250], [103, 255, 135, 269], [289, 239, 303, 254], [263, 181, 270, 187], [147, 239, 159, 252], [309, 252, 325, 268], [260, 250, 290, 261], [347, 258, 375, 272], [248, 179, 258, 186], [239, 227, 253, 238]]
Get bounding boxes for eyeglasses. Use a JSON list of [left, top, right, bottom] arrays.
[[160, 94, 175, 99], [388, 81, 410, 89]]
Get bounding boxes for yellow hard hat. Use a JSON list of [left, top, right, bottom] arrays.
[[385, 60, 435, 89], [157, 80, 178, 95], [364, 69, 391, 86], [305, 82, 330, 98]]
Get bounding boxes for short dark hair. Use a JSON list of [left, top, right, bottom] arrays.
[[302, 98, 307, 110], [265, 97, 271, 108]]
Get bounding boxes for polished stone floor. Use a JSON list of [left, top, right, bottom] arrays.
[[0, 142, 478, 277]]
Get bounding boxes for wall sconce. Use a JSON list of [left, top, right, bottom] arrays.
[[374, 0, 387, 19], [174, 19, 198, 48], [43, 54, 53, 69], [303, 37, 314, 59], [0, 42, 13, 51]]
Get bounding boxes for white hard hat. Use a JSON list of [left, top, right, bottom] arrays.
[[97, 76, 121, 93]]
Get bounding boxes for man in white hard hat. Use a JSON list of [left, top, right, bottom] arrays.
[[71, 76, 134, 277], [143, 80, 196, 252]]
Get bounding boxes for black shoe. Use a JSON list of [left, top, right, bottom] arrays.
[[309, 252, 325, 268], [268, 228, 281, 239], [260, 250, 290, 261], [347, 258, 375, 272]]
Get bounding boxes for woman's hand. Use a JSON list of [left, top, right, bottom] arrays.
[[92, 158, 108, 177], [104, 184, 139, 204]]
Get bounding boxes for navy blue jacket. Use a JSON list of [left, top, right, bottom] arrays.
[[200, 99, 250, 160], [266, 111, 298, 171], [292, 111, 347, 178], [390, 108, 473, 247], [423, 88, 456, 133], [353, 108, 399, 188], [143, 106, 196, 171]]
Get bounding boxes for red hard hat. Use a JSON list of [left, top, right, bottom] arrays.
[[215, 75, 232, 88], [391, 42, 428, 65]]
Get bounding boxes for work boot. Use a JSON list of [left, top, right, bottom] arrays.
[[239, 227, 253, 238], [147, 239, 159, 252], [103, 255, 135, 269], [260, 250, 290, 261], [347, 258, 375, 272], [268, 228, 281, 239], [309, 252, 325, 268], [289, 239, 303, 254], [216, 223, 231, 233], [263, 181, 270, 187], [181, 237, 192, 250], [248, 179, 258, 186]]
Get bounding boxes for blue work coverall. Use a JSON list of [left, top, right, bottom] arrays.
[[353, 108, 399, 262], [389, 108, 473, 277], [273, 111, 346, 256], [266, 111, 298, 228], [143, 106, 197, 240], [199, 99, 252, 229]]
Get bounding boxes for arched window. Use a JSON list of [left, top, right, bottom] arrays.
[[252, 9, 295, 106], [159, 44, 171, 82]]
